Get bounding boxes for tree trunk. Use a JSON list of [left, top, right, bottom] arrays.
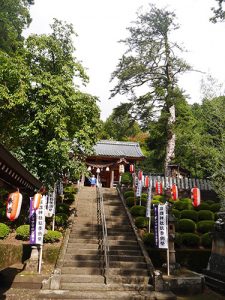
[[164, 104, 176, 177]]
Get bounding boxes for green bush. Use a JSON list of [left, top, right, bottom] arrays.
[[16, 225, 30, 240], [124, 191, 134, 199], [0, 207, 6, 218], [201, 232, 212, 248], [142, 232, 155, 247], [0, 223, 10, 239], [180, 198, 192, 203], [205, 200, 215, 206], [152, 200, 160, 207], [121, 172, 133, 185], [177, 219, 196, 233], [195, 202, 210, 211], [198, 210, 214, 221], [140, 195, 147, 206], [173, 200, 193, 211], [172, 209, 181, 220], [44, 230, 62, 243], [55, 213, 68, 226], [56, 203, 70, 214], [63, 185, 77, 194], [64, 193, 74, 203], [181, 233, 200, 247], [126, 197, 135, 208], [180, 210, 198, 222], [130, 205, 146, 217], [197, 220, 215, 234], [174, 233, 182, 247], [141, 193, 147, 200], [153, 195, 165, 202], [210, 203, 221, 213], [135, 216, 148, 228]]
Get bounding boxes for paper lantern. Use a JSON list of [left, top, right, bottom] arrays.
[[144, 176, 150, 188], [191, 187, 201, 207], [129, 164, 134, 173], [119, 164, 125, 174], [155, 181, 163, 195], [138, 170, 143, 181], [33, 193, 42, 210], [171, 184, 178, 201], [6, 191, 23, 221]]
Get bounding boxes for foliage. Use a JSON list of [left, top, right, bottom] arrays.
[[173, 200, 193, 211], [125, 197, 135, 208], [142, 232, 155, 247], [201, 232, 213, 248], [177, 219, 196, 233], [0, 223, 10, 239], [64, 185, 77, 194], [197, 221, 215, 234], [152, 200, 160, 207], [130, 205, 146, 217], [135, 216, 148, 228], [15, 224, 30, 240], [195, 202, 210, 211], [181, 233, 200, 248], [56, 203, 70, 214], [44, 230, 62, 243], [121, 172, 133, 185], [124, 191, 134, 199], [180, 210, 198, 222], [153, 195, 166, 202], [172, 209, 180, 220], [210, 203, 221, 212], [55, 213, 68, 226], [174, 233, 182, 247], [197, 210, 214, 221]]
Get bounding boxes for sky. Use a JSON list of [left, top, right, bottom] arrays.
[[25, 0, 225, 120]]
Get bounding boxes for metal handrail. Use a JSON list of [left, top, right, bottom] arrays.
[[96, 181, 109, 284]]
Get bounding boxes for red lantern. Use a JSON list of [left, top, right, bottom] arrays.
[[144, 176, 149, 188], [6, 191, 23, 221], [155, 181, 163, 195], [171, 184, 178, 201], [129, 164, 134, 173], [138, 170, 143, 180], [33, 193, 42, 210], [191, 187, 201, 207]]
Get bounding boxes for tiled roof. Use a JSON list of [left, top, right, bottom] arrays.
[[92, 140, 144, 158]]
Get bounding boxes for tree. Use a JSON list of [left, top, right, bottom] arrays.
[[211, 0, 225, 22], [0, 19, 101, 186], [110, 4, 190, 176]]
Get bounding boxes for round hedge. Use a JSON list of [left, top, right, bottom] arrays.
[[180, 210, 198, 222], [201, 232, 212, 248], [121, 172, 133, 185], [55, 213, 68, 226], [205, 200, 215, 206], [210, 203, 221, 213], [126, 197, 135, 208], [130, 205, 146, 217], [177, 219, 196, 233], [173, 200, 192, 211], [56, 203, 70, 214], [124, 191, 134, 199], [141, 193, 147, 200], [181, 233, 200, 247], [153, 195, 166, 202], [0, 223, 10, 239], [198, 210, 214, 221], [63, 185, 77, 194], [197, 220, 214, 234], [44, 230, 62, 243], [135, 216, 148, 228], [152, 200, 160, 207], [174, 233, 182, 247], [142, 232, 155, 247], [195, 202, 210, 211], [16, 224, 30, 240], [172, 209, 180, 220]]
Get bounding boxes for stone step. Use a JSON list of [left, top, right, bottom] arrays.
[[63, 260, 101, 268], [64, 254, 101, 261], [109, 268, 148, 276], [109, 255, 144, 262], [107, 235, 135, 240], [68, 238, 99, 244], [109, 250, 142, 256], [107, 240, 138, 246], [109, 275, 149, 285], [61, 267, 102, 275], [66, 248, 100, 255], [60, 274, 105, 284], [69, 233, 100, 238]]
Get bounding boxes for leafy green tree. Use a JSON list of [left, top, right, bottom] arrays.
[[211, 0, 225, 22], [110, 4, 190, 176]]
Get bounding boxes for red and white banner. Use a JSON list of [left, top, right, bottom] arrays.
[[155, 181, 163, 195]]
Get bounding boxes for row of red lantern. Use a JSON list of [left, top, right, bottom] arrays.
[[6, 190, 43, 221]]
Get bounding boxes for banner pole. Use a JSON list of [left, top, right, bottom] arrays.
[[148, 216, 151, 233], [52, 214, 55, 231], [38, 245, 43, 274], [167, 204, 170, 276]]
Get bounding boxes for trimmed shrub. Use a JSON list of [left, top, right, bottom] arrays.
[[135, 216, 148, 228], [181, 233, 200, 247], [16, 225, 30, 240], [177, 219, 196, 233], [152, 200, 160, 207], [205, 200, 215, 206], [180, 210, 198, 222], [126, 197, 135, 208], [180, 198, 192, 203], [56, 203, 70, 214], [172, 209, 181, 220], [0, 208, 6, 218], [142, 232, 155, 247], [174, 233, 182, 248], [0, 223, 10, 239], [130, 205, 146, 217], [153, 195, 165, 202], [64, 193, 74, 203], [63, 185, 77, 194], [44, 230, 62, 243], [124, 191, 134, 199], [55, 213, 68, 226], [210, 203, 221, 213], [121, 172, 133, 185], [198, 210, 214, 221], [201, 232, 212, 248], [140, 195, 147, 206], [195, 202, 210, 211], [197, 220, 214, 234], [173, 200, 192, 211], [141, 193, 147, 200]]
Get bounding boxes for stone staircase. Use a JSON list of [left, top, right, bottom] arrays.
[[39, 186, 175, 299]]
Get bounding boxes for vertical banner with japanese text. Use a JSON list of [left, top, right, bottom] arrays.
[[45, 191, 56, 217], [30, 196, 46, 245], [154, 204, 168, 249], [146, 178, 152, 218]]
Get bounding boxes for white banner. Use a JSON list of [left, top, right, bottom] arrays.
[[45, 191, 56, 217], [30, 196, 46, 245], [146, 179, 152, 218], [157, 204, 168, 249], [136, 179, 142, 197]]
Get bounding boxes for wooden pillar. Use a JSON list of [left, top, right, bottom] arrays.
[[110, 170, 114, 188]]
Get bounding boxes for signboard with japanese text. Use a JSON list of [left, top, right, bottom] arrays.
[[146, 179, 152, 218], [154, 204, 168, 249], [45, 191, 56, 217], [136, 180, 142, 197], [30, 196, 46, 245]]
